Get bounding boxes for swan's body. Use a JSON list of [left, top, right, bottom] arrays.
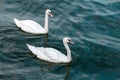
[[26, 37, 74, 63], [14, 9, 53, 34]]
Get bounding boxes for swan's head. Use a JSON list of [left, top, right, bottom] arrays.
[[46, 9, 53, 17], [63, 37, 74, 44]]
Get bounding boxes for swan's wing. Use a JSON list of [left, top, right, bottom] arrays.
[[20, 20, 45, 32], [21, 20, 43, 29], [26, 44, 50, 61], [14, 18, 45, 34], [44, 48, 67, 61]]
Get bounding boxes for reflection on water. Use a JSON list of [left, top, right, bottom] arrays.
[[44, 34, 48, 47], [64, 63, 71, 80], [42, 63, 71, 80]]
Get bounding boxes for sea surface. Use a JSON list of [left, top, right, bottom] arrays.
[[0, 0, 120, 80]]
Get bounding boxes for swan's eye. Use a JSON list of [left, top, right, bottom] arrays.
[[68, 39, 71, 42], [67, 39, 74, 44]]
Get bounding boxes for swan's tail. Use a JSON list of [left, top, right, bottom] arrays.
[[13, 18, 21, 28], [26, 44, 38, 56]]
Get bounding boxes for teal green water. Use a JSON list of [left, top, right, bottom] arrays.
[[0, 0, 120, 80]]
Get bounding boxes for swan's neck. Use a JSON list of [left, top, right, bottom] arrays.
[[63, 42, 72, 61], [44, 13, 48, 33]]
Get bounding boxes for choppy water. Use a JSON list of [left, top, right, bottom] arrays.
[[0, 0, 120, 80]]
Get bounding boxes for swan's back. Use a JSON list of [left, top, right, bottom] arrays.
[[26, 44, 68, 63], [44, 48, 68, 62], [14, 18, 46, 34], [26, 44, 51, 61]]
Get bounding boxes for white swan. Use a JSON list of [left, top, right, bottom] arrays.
[[26, 37, 74, 63], [13, 9, 53, 34]]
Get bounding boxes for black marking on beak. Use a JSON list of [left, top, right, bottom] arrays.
[[68, 40, 74, 44]]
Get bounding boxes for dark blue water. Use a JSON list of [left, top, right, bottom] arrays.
[[0, 0, 120, 80]]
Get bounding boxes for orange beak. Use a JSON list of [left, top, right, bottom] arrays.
[[49, 12, 53, 17]]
